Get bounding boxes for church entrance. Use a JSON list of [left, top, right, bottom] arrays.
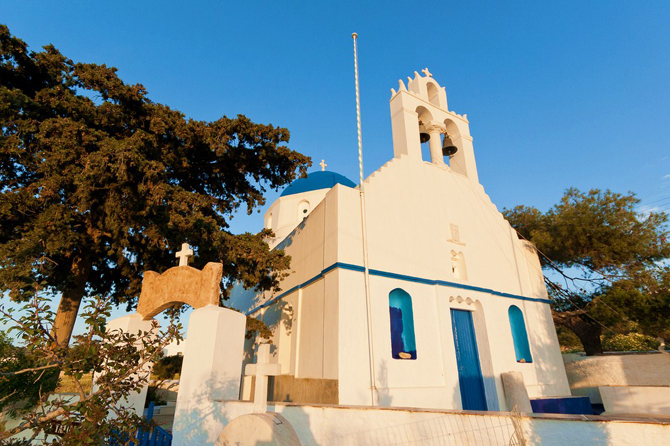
[[450, 309, 488, 411]]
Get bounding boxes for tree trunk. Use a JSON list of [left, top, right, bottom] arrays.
[[52, 257, 91, 347], [552, 310, 603, 356]]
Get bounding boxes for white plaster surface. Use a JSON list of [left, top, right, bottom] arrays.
[[600, 386, 670, 415], [172, 305, 246, 446], [563, 352, 670, 404], [216, 401, 670, 446], [216, 413, 300, 446]]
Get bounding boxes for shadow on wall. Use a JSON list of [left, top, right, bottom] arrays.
[[241, 300, 292, 379], [172, 377, 238, 445], [274, 216, 309, 251], [518, 299, 568, 402], [377, 360, 391, 407], [230, 217, 311, 315], [270, 405, 319, 446], [524, 416, 610, 446], [472, 300, 500, 411]]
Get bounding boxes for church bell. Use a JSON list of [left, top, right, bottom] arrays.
[[419, 132, 430, 144], [442, 135, 458, 157]]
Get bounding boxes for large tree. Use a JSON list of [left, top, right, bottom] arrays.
[[0, 25, 311, 346], [504, 188, 670, 355]]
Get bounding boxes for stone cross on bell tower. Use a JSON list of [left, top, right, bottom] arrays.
[[388, 69, 479, 183]]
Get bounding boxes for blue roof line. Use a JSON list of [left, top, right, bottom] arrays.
[[280, 171, 357, 197]]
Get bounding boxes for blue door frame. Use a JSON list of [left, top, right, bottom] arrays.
[[451, 309, 488, 411]]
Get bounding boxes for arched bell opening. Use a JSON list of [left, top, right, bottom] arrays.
[[416, 106, 434, 163], [442, 118, 463, 168], [426, 81, 441, 107]]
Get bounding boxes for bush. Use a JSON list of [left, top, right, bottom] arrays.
[[0, 331, 59, 414], [152, 355, 184, 380], [556, 325, 583, 353], [602, 333, 661, 352], [144, 385, 167, 408]]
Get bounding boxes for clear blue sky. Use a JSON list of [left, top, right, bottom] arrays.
[[3, 1, 670, 333]]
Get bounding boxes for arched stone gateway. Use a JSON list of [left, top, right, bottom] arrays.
[[136, 262, 223, 320], [101, 243, 247, 432]]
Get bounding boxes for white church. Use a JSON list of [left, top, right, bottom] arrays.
[[92, 68, 668, 446], [229, 69, 570, 412]]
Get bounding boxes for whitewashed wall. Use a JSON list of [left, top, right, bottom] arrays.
[[213, 401, 670, 446], [230, 154, 570, 411], [335, 156, 569, 408]]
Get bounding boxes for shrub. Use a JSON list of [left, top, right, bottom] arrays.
[[152, 355, 184, 380], [144, 385, 167, 408], [602, 333, 661, 352]]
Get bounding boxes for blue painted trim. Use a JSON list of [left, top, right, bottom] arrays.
[[246, 262, 551, 315], [280, 171, 357, 197]]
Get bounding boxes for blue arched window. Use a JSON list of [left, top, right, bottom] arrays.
[[389, 289, 417, 360], [508, 305, 533, 363]]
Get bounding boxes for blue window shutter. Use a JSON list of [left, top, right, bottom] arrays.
[[508, 305, 533, 363]]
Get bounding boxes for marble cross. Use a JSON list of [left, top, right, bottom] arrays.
[[422, 67, 433, 77], [245, 343, 281, 413], [175, 243, 193, 267], [319, 159, 328, 171]]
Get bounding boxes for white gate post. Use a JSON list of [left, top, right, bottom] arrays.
[[172, 304, 246, 446]]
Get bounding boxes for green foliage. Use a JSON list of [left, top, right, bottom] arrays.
[[602, 333, 661, 352], [0, 24, 311, 345], [504, 188, 670, 355], [504, 188, 669, 272], [144, 385, 167, 408], [0, 293, 181, 443], [245, 316, 273, 341], [0, 330, 59, 414], [151, 354, 183, 380], [0, 439, 30, 445], [555, 325, 583, 353]]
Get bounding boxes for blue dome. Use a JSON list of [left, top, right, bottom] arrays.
[[280, 171, 357, 197]]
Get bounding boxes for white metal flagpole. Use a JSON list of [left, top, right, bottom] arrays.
[[352, 32, 378, 406]]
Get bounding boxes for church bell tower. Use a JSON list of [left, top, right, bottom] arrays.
[[389, 69, 479, 183]]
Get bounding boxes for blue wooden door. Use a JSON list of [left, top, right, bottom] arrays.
[[451, 309, 488, 411]]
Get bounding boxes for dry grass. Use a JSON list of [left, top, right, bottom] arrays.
[[55, 373, 93, 394]]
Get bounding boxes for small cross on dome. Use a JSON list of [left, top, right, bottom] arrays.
[[421, 67, 433, 77], [175, 243, 193, 267], [319, 159, 328, 171]]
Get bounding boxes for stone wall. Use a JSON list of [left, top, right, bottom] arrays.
[[563, 352, 670, 403], [269, 376, 338, 405]]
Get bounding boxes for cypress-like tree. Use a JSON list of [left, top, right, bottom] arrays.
[[0, 25, 311, 346], [504, 188, 670, 355]]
